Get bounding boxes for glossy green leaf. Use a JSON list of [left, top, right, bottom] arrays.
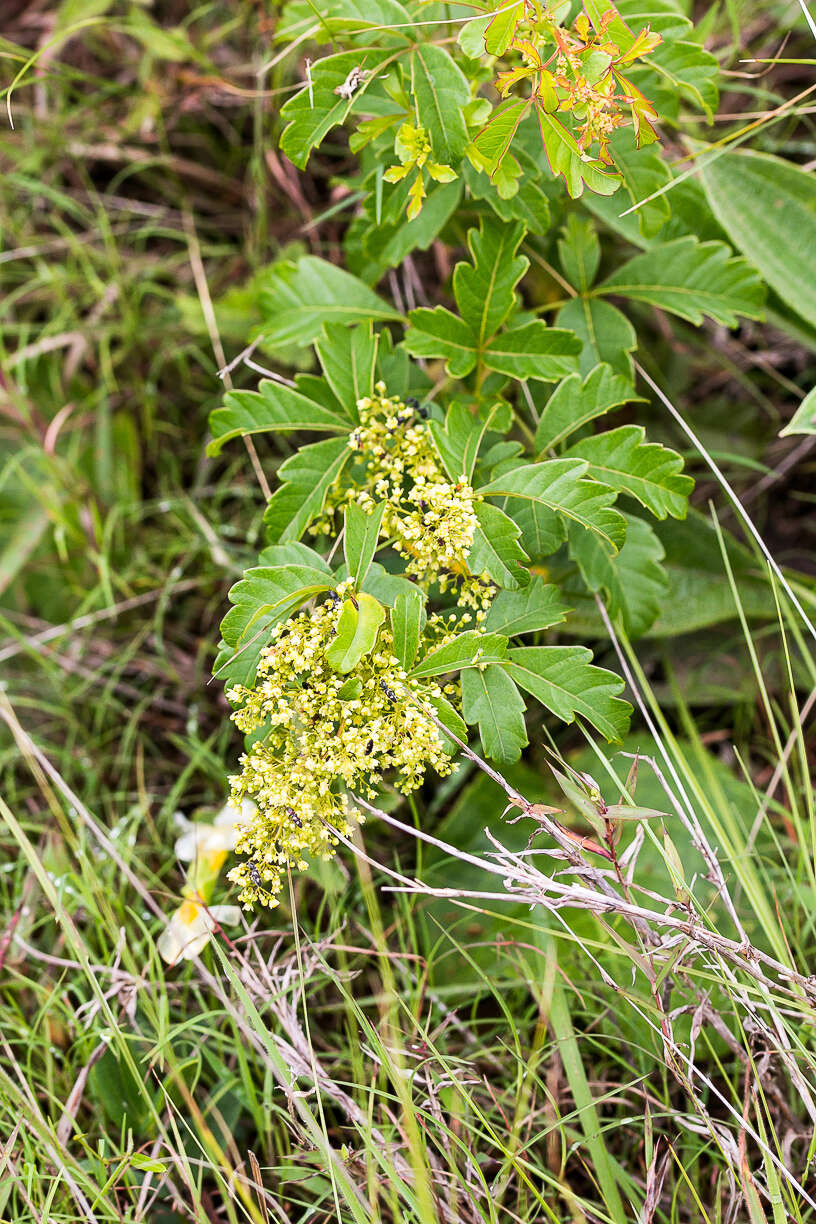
[[411, 44, 470, 163], [482, 458, 626, 552], [280, 48, 392, 169], [344, 501, 386, 589], [557, 297, 636, 379], [403, 306, 479, 378], [780, 387, 816, 437], [536, 105, 621, 199], [484, 0, 524, 55], [392, 588, 424, 670], [569, 513, 668, 637], [453, 219, 527, 346], [325, 593, 385, 673], [467, 501, 530, 590], [564, 424, 692, 520], [483, 320, 581, 381], [484, 576, 569, 637], [471, 98, 532, 175], [535, 364, 640, 453], [264, 436, 352, 542], [316, 323, 378, 418], [503, 646, 631, 741], [462, 665, 528, 764], [700, 148, 816, 330], [598, 236, 765, 326], [410, 631, 508, 678], [259, 256, 401, 348], [207, 382, 350, 456]]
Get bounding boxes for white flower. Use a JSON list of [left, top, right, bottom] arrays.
[[157, 900, 242, 966], [173, 798, 256, 861]]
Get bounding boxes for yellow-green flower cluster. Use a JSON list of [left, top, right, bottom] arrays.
[[225, 584, 454, 909], [316, 384, 493, 615]]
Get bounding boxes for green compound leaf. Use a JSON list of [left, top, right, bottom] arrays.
[[502, 646, 632, 742], [564, 424, 692, 520], [557, 297, 636, 379], [344, 501, 386, 589], [280, 47, 393, 169], [535, 364, 641, 453], [484, 576, 570, 637], [259, 256, 401, 349], [598, 236, 765, 327], [391, 587, 425, 670], [453, 218, 528, 346], [207, 382, 351, 456], [410, 630, 508, 678], [316, 322, 378, 418], [462, 665, 528, 764], [264, 436, 352, 543], [411, 44, 470, 163], [468, 501, 530, 590], [325, 593, 386, 673], [569, 513, 668, 637], [700, 148, 816, 331], [481, 458, 627, 553]]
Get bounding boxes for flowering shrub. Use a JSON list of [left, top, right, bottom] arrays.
[[201, 0, 769, 907]]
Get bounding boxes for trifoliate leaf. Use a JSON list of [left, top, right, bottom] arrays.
[[462, 665, 528, 764], [207, 382, 351, 456], [481, 458, 626, 552], [535, 364, 641, 453], [598, 236, 765, 327], [564, 424, 692, 520], [502, 646, 632, 741], [569, 513, 668, 637], [410, 631, 508, 678], [325, 593, 385, 673], [484, 576, 569, 637], [344, 501, 386, 589], [264, 436, 352, 542]]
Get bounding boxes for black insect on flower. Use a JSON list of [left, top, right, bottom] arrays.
[[365, 738, 374, 755], [247, 859, 263, 889], [380, 680, 397, 702], [325, 589, 341, 606], [404, 397, 419, 410], [285, 806, 303, 829]]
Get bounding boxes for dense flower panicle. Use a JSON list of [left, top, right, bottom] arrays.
[[315, 384, 487, 601], [226, 584, 455, 909]]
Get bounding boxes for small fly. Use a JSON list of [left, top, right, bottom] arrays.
[[247, 859, 263, 889]]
